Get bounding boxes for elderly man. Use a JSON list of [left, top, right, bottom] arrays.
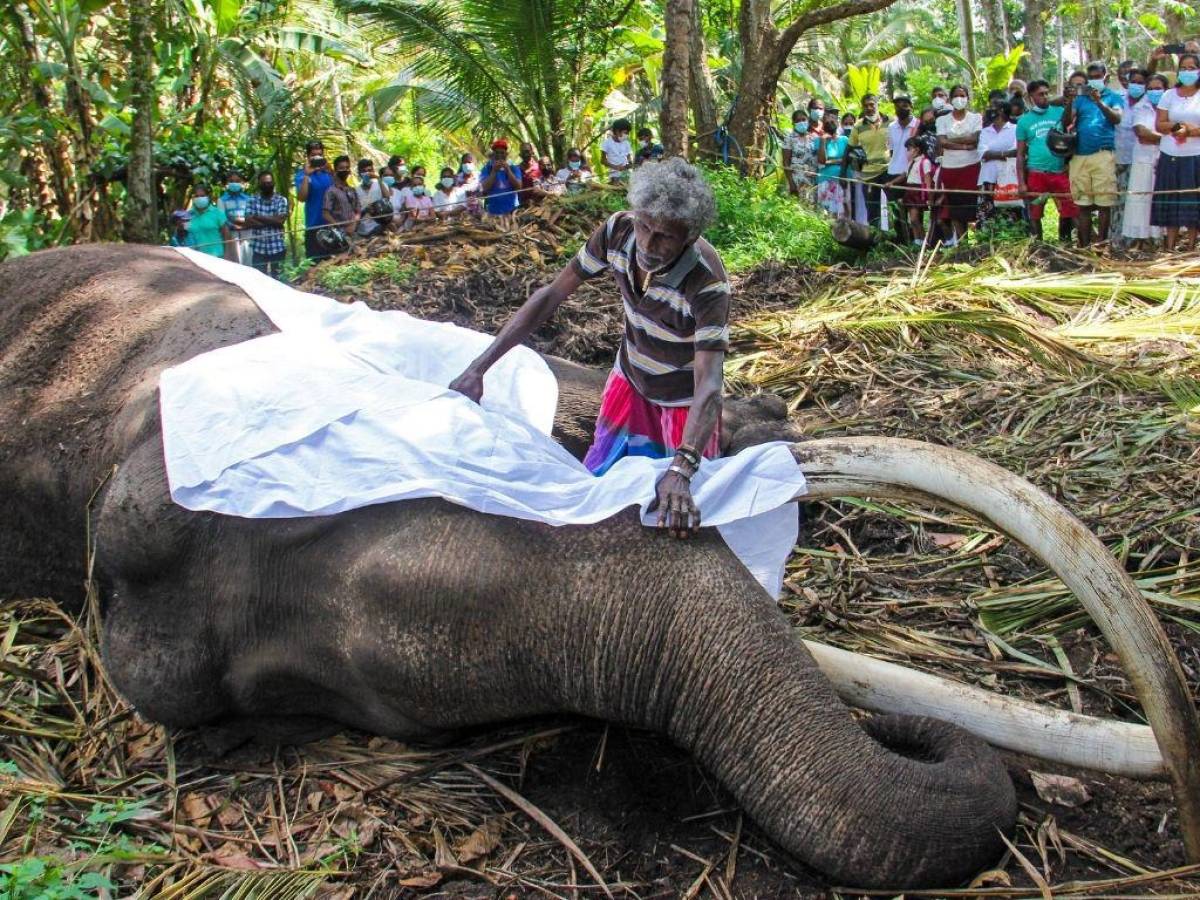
[[450, 158, 730, 538]]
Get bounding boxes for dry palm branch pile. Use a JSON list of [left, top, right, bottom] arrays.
[[3, 240, 1200, 897]]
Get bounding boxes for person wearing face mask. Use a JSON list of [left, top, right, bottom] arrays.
[[816, 113, 851, 217], [387, 155, 408, 183], [295, 140, 334, 259], [1123, 73, 1167, 250], [354, 158, 392, 237], [1111, 68, 1146, 248], [1152, 53, 1200, 251], [849, 94, 892, 231], [183, 184, 237, 261], [840, 112, 856, 136], [555, 148, 594, 193], [456, 153, 479, 191], [634, 127, 666, 166], [450, 158, 731, 539], [930, 86, 951, 119], [903, 135, 937, 246], [782, 102, 821, 200], [1062, 62, 1123, 247], [433, 166, 467, 218], [977, 104, 1020, 228], [218, 170, 253, 266], [934, 84, 982, 246], [1016, 80, 1078, 242], [245, 170, 290, 278], [601, 118, 634, 180], [320, 155, 360, 253], [399, 174, 435, 230]]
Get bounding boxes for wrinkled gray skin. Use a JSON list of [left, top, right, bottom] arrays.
[[0, 245, 1016, 890]]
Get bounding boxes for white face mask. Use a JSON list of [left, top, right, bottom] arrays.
[[932, 96, 948, 110], [951, 96, 969, 111]]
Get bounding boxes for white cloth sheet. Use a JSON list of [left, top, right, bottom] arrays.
[[164, 248, 807, 596]]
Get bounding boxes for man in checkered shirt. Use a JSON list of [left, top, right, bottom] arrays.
[[245, 170, 290, 278]]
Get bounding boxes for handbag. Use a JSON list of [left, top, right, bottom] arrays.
[[993, 157, 1023, 207]]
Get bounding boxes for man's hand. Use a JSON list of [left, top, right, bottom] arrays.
[[652, 470, 700, 539], [449, 369, 484, 403]]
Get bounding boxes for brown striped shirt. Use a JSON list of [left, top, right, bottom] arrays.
[[569, 211, 731, 406]]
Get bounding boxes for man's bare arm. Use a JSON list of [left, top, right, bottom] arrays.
[[654, 349, 724, 538], [449, 263, 586, 401]]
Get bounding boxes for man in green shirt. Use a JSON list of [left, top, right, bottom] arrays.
[[849, 94, 892, 229], [1015, 79, 1079, 242]]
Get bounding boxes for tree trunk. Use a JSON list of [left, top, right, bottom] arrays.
[[688, 0, 719, 156], [979, 0, 1008, 55], [660, 0, 692, 158], [955, 0, 977, 74], [1020, 0, 1045, 80], [124, 0, 158, 244], [726, 0, 900, 173], [7, 5, 73, 221]]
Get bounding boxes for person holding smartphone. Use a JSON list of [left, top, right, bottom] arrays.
[[294, 140, 335, 259], [1062, 62, 1123, 247], [1152, 52, 1200, 250]]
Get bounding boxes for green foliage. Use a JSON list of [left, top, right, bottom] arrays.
[[0, 856, 116, 900], [977, 45, 1025, 97], [316, 256, 417, 291], [845, 64, 884, 104], [903, 65, 951, 108], [378, 110, 452, 172], [702, 167, 841, 272], [0, 208, 65, 261]]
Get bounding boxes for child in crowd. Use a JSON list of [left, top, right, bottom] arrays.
[[904, 136, 938, 246]]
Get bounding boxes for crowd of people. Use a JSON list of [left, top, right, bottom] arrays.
[[782, 43, 1200, 252], [170, 119, 667, 275]]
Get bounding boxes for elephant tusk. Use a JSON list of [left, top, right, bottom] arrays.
[[789, 437, 1200, 860], [802, 639, 1164, 778]]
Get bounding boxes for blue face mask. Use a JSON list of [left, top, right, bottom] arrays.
[[1087, 78, 1106, 92], [1179, 70, 1200, 87], [360, 175, 372, 186], [412, 186, 425, 196], [793, 122, 808, 133], [192, 196, 210, 211], [1126, 83, 1146, 99], [462, 163, 475, 174], [382, 176, 396, 187], [568, 160, 582, 170], [809, 108, 822, 121], [226, 182, 243, 193], [1148, 88, 1165, 105]]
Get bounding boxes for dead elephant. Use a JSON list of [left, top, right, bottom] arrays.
[[1, 244, 1196, 889]]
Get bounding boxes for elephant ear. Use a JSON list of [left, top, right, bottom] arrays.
[[723, 393, 805, 454]]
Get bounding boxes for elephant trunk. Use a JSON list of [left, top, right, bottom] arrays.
[[557, 563, 1016, 889]]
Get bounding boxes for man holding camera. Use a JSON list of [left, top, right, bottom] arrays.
[[295, 140, 335, 259]]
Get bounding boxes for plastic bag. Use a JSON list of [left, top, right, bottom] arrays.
[[994, 157, 1023, 207]]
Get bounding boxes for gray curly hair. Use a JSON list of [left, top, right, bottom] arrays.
[[626, 157, 716, 241]]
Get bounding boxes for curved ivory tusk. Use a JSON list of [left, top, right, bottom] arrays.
[[790, 437, 1200, 860], [803, 639, 1164, 778]]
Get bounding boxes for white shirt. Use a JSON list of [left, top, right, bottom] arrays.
[[555, 167, 594, 184], [977, 121, 1017, 184], [1114, 97, 1140, 165], [1131, 97, 1162, 166], [601, 136, 633, 168], [355, 180, 387, 235], [1158, 88, 1200, 157], [887, 118, 918, 175], [432, 185, 467, 212], [936, 110, 983, 169]]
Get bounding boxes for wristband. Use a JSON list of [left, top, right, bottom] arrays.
[[676, 444, 702, 467], [667, 464, 693, 481]]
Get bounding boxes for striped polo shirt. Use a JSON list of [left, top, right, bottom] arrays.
[[569, 211, 732, 406]]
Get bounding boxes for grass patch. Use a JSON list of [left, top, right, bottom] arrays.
[[315, 256, 417, 292]]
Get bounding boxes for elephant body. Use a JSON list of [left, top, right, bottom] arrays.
[[0, 245, 1016, 888]]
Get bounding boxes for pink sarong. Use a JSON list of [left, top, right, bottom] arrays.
[[582, 369, 720, 476]]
